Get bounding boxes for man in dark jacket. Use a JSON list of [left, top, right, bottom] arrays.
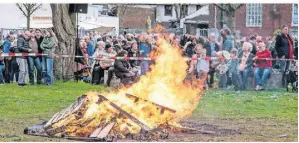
[[249, 35, 257, 55], [275, 25, 294, 72], [16, 31, 31, 86], [204, 33, 220, 88]]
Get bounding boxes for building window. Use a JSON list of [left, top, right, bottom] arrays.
[[246, 4, 263, 27], [164, 5, 173, 16], [292, 4, 298, 26], [196, 5, 202, 11], [181, 5, 189, 18]]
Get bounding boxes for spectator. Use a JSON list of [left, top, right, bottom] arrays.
[[84, 36, 95, 66], [15, 31, 31, 86], [28, 30, 42, 85], [35, 29, 44, 63], [220, 28, 234, 52], [254, 42, 272, 91], [183, 36, 197, 58], [114, 50, 136, 85], [91, 41, 106, 85], [3, 35, 12, 54], [275, 25, 294, 72], [238, 42, 254, 90], [121, 39, 130, 51], [215, 51, 230, 88], [3, 35, 14, 83], [196, 48, 209, 89], [205, 33, 220, 57], [128, 41, 139, 68], [9, 36, 19, 83], [91, 44, 116, 85], [40, 29, 55, 86], [249, 35, 257, 55], [188, 44, 203, 76], [139, 35, 151, 75], [228, 48, 241, 91], [204, 33, 220, 88]]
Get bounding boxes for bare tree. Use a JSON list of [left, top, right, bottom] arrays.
[[214, 4, 244, 34], [51, 4, 76, 81], [16, 3, 42, 30]]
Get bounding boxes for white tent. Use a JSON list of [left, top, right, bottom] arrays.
[[79, 21, 114, 30]]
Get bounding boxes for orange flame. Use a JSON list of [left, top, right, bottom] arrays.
[[148, 24, 166, 33]]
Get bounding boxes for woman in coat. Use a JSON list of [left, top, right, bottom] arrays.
[[114, 50, 135, 85], [40, 29, 56, 85]]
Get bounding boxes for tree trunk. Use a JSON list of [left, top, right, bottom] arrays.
[[226, 12, 236, 35], [27, 16, 30, 30], [231, 13, 236, 36], [50, 4, 76, 82]]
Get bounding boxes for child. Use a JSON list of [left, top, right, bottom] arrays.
[[228, 48, 241, 91], [215, 51, 230, 88], [196, 48, 209, 89]]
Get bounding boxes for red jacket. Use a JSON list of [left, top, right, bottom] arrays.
[[255, 49, 272, 68]]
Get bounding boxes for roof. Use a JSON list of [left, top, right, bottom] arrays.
[[179, 5, 209, 28], [184, 15, 210, 24]]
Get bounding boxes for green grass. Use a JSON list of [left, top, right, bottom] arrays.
[[194, 89, 298, 125], [0, 82, 297, 141], [0, 81, 106, 120]]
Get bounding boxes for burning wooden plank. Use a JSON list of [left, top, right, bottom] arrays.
[[125, 93, 176, 113], [98, 95, 151, 131], [44, 95, 87, 129], [96, 122, 116, 138], [89, 127, 103, 138], [46, 126, 66, 136]]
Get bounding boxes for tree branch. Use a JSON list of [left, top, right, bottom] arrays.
[[29, 4, 42, 15], [213, 4, 227, 12], [16, 3, 28, 17]]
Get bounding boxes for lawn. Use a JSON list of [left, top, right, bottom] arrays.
[[0, 82, 297, 142]]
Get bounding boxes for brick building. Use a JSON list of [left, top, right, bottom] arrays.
[[208, 4, 298, 39], [117, 5, 156, 30]]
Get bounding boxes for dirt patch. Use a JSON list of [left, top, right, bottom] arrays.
[[180, 121, 241, 136]]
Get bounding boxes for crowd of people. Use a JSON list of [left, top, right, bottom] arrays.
[[0, 29, 57, 86], [0, 25, 298, 91]]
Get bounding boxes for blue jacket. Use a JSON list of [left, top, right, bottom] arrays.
[[87, 43, 94, 57], [222, 35, 234, 52], [3, 40, 11, 53], [139, 43, 150, 57]]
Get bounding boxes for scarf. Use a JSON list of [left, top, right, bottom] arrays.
[[284, 34, 293, 59]]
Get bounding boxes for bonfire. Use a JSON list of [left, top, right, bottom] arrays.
[[24, 26, 205, 141]]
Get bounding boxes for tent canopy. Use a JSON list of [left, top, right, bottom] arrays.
[[79, 21, 114, 30]]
